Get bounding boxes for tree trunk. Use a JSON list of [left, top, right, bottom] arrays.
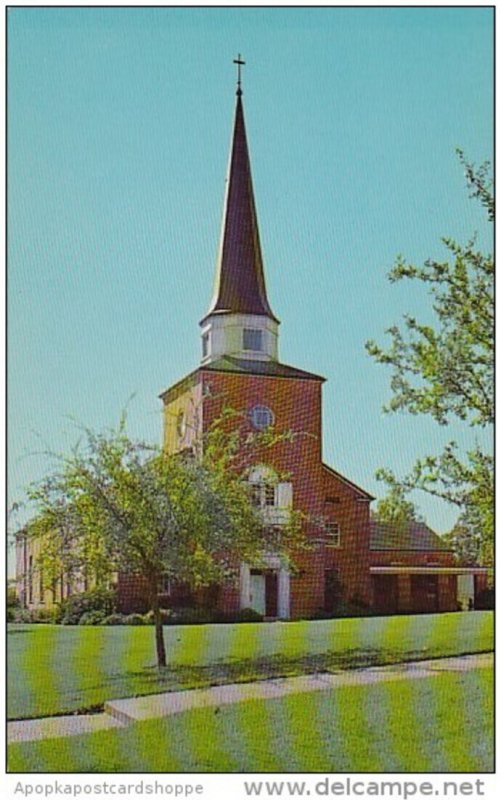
[[150, 589, 167, 668]]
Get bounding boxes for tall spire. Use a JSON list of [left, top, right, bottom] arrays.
[[202, 61, 278, 325]]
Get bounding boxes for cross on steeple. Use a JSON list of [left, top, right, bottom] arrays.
[[233, 54, 245, 95]]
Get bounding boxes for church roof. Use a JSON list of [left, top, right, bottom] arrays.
[[322, 463, 374, 500], [201, 86, 278, 324], [159, 357, 324, 402], [369, 519, 453, 552], [202, 356, 325, 381]]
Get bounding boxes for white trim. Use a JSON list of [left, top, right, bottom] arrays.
[[200, 313, 279, 364], [370, 566, 488, 575], [277, 569, 290, 619]]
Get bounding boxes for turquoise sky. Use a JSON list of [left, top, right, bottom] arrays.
[[8, 7, 493, 553]]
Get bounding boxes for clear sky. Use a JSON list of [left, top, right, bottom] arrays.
[[8, 6, 493, 562]]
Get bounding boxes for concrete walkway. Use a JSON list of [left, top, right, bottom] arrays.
[[8, 652, 493, 744]]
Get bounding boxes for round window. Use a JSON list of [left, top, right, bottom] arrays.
[[249, 405, 274, 430]]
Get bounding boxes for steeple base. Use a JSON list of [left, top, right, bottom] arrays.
[[200, 313, 279, 364]]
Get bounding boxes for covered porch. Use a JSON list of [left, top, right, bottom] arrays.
[[370, 565, 489, 614]]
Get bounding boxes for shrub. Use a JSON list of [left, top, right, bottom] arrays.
[[159, 606, 264, 625], [221, 607, 263, 623], [7, 586, 20, 609], [143, 608, 173, 625], [60, 588, 117, 625], [78, 610, 108, 625], [124, 613, 147, 625], [312, 597, 375, 620], [167, 607, 218, 625], [475, 587, 494, 610], [9, 607, 34, 623], [102, 613, 127, 625], [30, 608, 59, 624]]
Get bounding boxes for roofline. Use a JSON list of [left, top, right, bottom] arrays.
[[158, 368, 200, 401], [202, 360, 326, 382], [370, 566, 488, 574], [199, 309, 281, 327], [322, 462, 375, 500], [158, 359, 325, 402]]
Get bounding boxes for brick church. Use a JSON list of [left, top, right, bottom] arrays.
[[17, 67, 487, 619], [121, 68, 488, 619]]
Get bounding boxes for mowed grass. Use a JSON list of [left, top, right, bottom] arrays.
[[8, 611, 493, 720], [8, 666, 493, 773]]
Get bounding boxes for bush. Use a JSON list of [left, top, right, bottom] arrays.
[[102, 613, 127, 625], [475, 587, 494, 610], [30, 607, 59, 624], [166, 607, 218, 625], [78, 610, 108, 625], [142, 608, 170, 625], [124, 613, 147, 625], [220, 607, 263, 623], [60, 588, 117, 625], [312, 597, 375, 620], [9, 607, 34, 623], [155, 606, 264, 625], [7, 586, 20, 609]]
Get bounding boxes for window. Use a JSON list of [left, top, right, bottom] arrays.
[[243, 328, 263, 351], [249, 405, 274, 430], [250, 482, 276, 508], [39, 567, 44, 604], [264, 484, 276, 506], [250, 484, 262, 507], [28, 556, 33, 604], [202, 333, 210, 359], [325, 522, 341, 548]]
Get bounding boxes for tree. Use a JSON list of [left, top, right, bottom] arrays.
[[371, 484, 422, 531], [442, 517, 485, 567], [366, 152, 493, 563], [24, 412, 304, 666]]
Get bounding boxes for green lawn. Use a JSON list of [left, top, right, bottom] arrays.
[[8, 611, 493, 720], [8, 666, 493, 773]]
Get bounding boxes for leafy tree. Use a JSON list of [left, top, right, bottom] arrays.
[[366, 152, 493, 563], [23, 412, 304, 666], [371, 484, 422, 531], [442, 517, 485, 566]]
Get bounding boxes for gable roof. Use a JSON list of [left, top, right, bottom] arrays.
[[322, 463, 374, 500], [370, 519, 453, 552]]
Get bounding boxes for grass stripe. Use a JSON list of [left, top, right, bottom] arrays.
[[8, 667, 493, 773]]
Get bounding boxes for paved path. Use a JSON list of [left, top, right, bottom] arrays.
[[8, 652, 493, 744]]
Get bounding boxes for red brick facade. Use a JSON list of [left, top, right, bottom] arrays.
[[115, 361, 487, 620]]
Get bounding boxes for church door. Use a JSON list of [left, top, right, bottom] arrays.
[[265, 572, 278, 617], [250, 571, 266, 616]]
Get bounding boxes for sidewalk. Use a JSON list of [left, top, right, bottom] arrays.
[[8, 652, 493, 744]]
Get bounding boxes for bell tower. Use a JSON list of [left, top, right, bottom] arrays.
[[200, 56, 280, 364]]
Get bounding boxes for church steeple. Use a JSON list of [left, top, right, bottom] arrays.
[[200, 60, 280, 364]]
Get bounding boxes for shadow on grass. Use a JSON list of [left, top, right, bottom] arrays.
[[10, 646, 493, 721]]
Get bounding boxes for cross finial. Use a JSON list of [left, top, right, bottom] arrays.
[[233, 54, 245, 95]]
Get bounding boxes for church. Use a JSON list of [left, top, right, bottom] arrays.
[[17, 64, 488, 620], [118, 65, 487, 619]]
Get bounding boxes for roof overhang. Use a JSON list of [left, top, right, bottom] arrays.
[[370, 566, 488, 575]]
